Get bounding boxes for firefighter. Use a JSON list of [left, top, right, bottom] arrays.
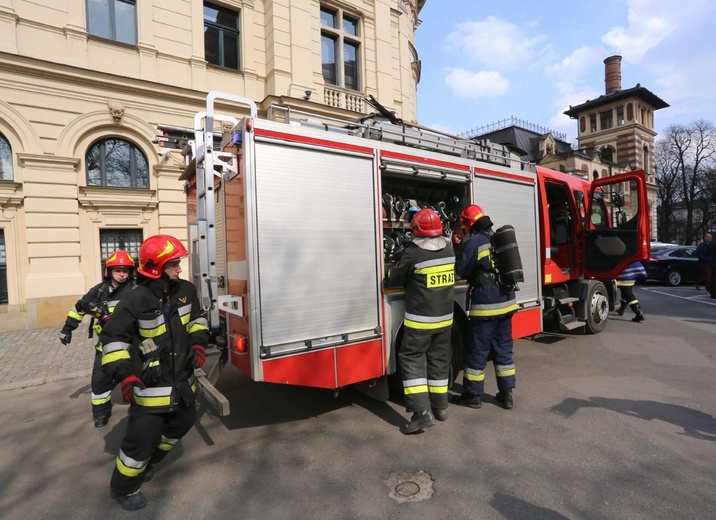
[[59, 250, 135, 427], [385, 208, 456, 434], [454, 204, 518, 410], [616, 261, 646, 322], [99, 234, 209, 511]]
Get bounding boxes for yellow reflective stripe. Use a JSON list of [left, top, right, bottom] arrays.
[[404, 318, 453, 330], [626, 299, 638, 305], [180, 313, 191, 325], [187, 323, 209, 333], [139, 324, 167, 338], [477, 249, 491, 261], [616, 281, 635, 286], [428, 385, 448, 394], [148, 360, 160, 368], [135, 395, 172, 407], [116, 457, 144, 478], [496, 368, 516, 377], [468, 303, 518, 317], [102, 350, 131, 365], [158, 442, 174, 452], [414, 263, 455, 275], [68, 310, 82, 320], [464, 372, 485, 381], [91, 395, 112, 405], [191, 380, 197, 393], [403, 385, 428, 395]]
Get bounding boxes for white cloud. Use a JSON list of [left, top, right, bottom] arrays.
[[602, 0, 677, 61], [444, 16, 546, 70], [545, 47, 604, 78], [443, 68, 509, 99]]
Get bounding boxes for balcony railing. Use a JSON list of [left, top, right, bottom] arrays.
[[323, 86, 365, 113]]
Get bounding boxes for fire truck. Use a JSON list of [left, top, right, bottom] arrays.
[[178, 91, 649, 401]]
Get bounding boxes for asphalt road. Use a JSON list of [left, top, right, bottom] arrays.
[[1, 285, 714, 520]]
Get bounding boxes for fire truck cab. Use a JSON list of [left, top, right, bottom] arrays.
[[178, 92, 649, 398]]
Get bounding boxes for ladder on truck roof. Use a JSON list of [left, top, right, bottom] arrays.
[[265, 104, 531, 170], [191, 91, 256, 328]]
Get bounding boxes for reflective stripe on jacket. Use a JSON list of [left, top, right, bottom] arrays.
[[456, 231, 517, 319], [385, 236, 456, 331], [99, 278, 209, 414]]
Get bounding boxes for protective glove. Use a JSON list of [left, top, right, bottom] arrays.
[[190, 344, 206, 369], [120, 375, 146, 404], [59, 330, 72, 345]]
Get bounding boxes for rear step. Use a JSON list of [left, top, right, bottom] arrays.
[[557, 297, 580, 304], [558, 320, 585, 331]]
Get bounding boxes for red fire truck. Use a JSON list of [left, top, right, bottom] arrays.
[[179, 92, 650, 400]]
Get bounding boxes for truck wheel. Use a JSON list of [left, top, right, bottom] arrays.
[[585, 281, 609, 334], [666, 270, 682, 286]]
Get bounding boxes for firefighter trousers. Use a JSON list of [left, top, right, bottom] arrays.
[[618, 285, 638, 307], [399, 327, 451, 413], [110, 401, 196, 496], [462, 315, 515, 396], [91, 348, 118, 420]]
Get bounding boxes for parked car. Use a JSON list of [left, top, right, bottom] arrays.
[[650, 241, 679, 254], [642, 246, 699, 286]]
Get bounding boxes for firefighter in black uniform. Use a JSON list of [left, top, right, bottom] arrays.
[[99, 234, 209, 511], [454, 204, 518, 410], [385, 208, 456, 434], [59, 250, 135, 427]]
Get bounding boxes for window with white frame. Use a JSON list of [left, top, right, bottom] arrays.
[[320, 5, 361, 91], [0, 132, 12, 181], [86, 0, 137, 45]]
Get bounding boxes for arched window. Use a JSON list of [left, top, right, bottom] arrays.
[[0, 132, 12, 181], [86, 138, 149, 188], [643, 145, 649, 175], [593, 170, 599, 180]]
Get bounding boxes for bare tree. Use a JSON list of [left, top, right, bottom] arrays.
[[654, 143, 681, 242], [655, 120, 716, 243]]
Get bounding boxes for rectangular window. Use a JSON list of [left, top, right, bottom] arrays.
[[204, 2, 241, 70], [100, 229, 143, 274], [600, 110, 613, 130], [320, 4, 362, 91], [616, 106, 624, 126], [87, 0, 137, 45], [590, 114, 597, 133]]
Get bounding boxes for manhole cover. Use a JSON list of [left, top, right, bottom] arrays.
[[385, 471, 434, 503]]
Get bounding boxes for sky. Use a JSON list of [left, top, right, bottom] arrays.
[[414, 0, 716, 145]]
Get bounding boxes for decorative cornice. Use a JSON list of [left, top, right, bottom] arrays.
[[0, 182, 23, 207], [16, 154, 80, 170], [78, 186, 158, 210]]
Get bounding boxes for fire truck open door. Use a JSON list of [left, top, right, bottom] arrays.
[[584, 170, 650, 280], [244, 133, 383, 388]]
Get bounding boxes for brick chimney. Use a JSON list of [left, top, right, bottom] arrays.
[[604, 55, 622, 95]]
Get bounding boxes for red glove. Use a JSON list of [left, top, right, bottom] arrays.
[[120, 375, 146, 404], [190, 344, 206, 369]]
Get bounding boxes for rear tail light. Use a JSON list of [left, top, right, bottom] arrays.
[[229, 334, 247, 353]]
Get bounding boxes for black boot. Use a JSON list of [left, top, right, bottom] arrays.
[[617, 300, 627, 316], [403, 410, 436, 434], [114, 491, 147, 511], [432, 408, 447, 421], [143, 465, 154, 483], [631, 303, 645, 322], [496, 388, 514, 410], [451, 392, 482, 409], [93, 413, 110, 428]]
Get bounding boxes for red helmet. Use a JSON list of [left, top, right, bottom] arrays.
[[460, 204, 488, 229], [137, 234, 188, 279], [104, 250, 135, 277], [412, 208, 443, 237]]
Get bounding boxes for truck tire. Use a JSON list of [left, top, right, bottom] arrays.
[[584, 280, 609, 334]]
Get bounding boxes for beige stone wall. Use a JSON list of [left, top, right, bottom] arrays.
[[0, 0, 423, 329]]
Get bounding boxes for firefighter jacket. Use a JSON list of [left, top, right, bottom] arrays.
[[457, 231, 517, 319], [99, 278, 210, 414], [62, 280, 135, 349], [616, 261, 647, 287], [385, 236, 455, 331]]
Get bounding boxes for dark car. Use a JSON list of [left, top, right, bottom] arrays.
[[642, 246, 699, 286]]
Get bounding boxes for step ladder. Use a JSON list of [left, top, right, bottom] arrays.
[[191, 91, 257, 328]]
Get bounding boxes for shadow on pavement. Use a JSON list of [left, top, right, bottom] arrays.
[[490, 492, 572, 520], [551, 397, 716, 441]]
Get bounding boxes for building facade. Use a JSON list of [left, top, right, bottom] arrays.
[[0, 0, 426, 330]]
